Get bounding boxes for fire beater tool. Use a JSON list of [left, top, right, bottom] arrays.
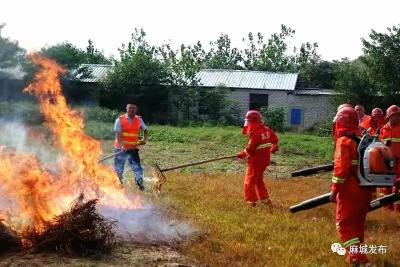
[[152, 155, 237, 194]]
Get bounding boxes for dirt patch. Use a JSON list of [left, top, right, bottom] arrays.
[[0, 243, 202, 266]]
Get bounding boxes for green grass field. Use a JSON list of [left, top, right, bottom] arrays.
[[91, 123, 400, 267]]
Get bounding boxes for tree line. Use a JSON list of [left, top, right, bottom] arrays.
[[1, 23, 400, 124]]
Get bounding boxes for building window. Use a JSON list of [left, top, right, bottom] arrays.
[[249, 94, 268, 110], [291, 108, 302, 125]]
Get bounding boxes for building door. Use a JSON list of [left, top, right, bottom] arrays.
[[291, 108, 302, 126], [249, 94, 268, 110]]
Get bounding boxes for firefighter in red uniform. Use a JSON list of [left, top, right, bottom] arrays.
[[367, 108, 386, 200], [355, 104, 371, 132], [366, 108, 385, 136], [237, 110, 278, 207], [333, 104, 353, 143], [330, 106, 373, 265], [379, 105, 400, 211]]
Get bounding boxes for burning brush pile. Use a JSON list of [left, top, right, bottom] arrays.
[[0, 54, 141, 256], [1, 194, 118, 256], [24, 195, 118, 256], [0, 220, 21, 253]]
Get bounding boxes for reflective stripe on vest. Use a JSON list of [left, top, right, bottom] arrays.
[[244, 143, 273, 155], [382, 138, 400, 143], [342, 237, 360, 248], [256, 143, 272, 150], [332, 176, 345, 184], [351, 160, 358, 166], [114, 115, 141, 149], [122, 132, 138, 137]]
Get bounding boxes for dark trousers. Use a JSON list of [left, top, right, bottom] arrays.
[[114, 148, 144, 187]]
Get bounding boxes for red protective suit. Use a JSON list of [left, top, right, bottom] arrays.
[[368, 108, 385, 136], [238, 124, 278, 206], [331, 107, 372, 265], [359, 115, 371, 132], [379, 123, 400, 211], [368, 118, 385, 136], [332, 136, 374, 264]]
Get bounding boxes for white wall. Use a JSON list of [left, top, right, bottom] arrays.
[[225, 88, 335, 129]]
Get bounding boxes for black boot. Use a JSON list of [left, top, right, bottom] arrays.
[[136, 181, 145, 191], [118, 175, 124, 185]]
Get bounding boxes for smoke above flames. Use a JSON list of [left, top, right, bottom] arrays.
[[0, 53, 194, 243]]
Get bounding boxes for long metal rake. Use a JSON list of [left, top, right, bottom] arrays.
[[97, 150, 124, 163], [152, 155, 237, 195], [97, 144, 141, 163]]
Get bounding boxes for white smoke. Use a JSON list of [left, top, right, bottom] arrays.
[[0, 119, 61, 170], [99, 204, 196, 244], [0, 65, 26, 80]]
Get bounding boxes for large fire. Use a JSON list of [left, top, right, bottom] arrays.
[[0, 54, 141, 234]]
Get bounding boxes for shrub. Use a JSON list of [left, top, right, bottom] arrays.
[[84, 106, 120, 123], [85, 121, 115, 139], [0, 101, 43, 124], [307, 119, 333, 137], [260, 107, 285, 133]]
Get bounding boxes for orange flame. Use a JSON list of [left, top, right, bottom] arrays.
[[0, 147, 61, 232], [0, 54, 141, 233]]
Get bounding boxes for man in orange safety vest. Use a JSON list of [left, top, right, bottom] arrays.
[[114, 103, 148, 190]]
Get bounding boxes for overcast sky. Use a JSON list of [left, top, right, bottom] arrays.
[[1, 0, 399, 61]]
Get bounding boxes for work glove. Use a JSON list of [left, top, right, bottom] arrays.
[[329, 191, 337, 203], [392, 178, 400, 193], [383, 140, 391, 146], [330, 183, 341, 203], [237, 151, 247, 159]]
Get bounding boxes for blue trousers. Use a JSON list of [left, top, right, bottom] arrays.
[[114, 148, 144, 187]]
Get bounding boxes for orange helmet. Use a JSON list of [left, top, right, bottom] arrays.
[[386, 105, 400, 121], [371, 108, 384, 117], [245, 110, 263, 123], [333, 104, 353, 123], [337, 103, 352, 112], [369, 146, 394, 174], [334, 107, 358, 129], [243, 110, 263, 135]]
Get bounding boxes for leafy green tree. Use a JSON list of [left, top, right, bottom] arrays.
[[205, 34, 243, 70], [85, 39, 111, 64], [0, 23, 26, 77], [197, 87, 241, 125], [242, 24, 322, 87], [295, 42, 324, 87], [362, 25, 400, 105], [158, 41, 207, 123], [334, 58, 377, 110], [101, 29, 172, 121], [41, 40, 111, 68], [40, 42, 86, 69], [297, 60, 338, 89], [242, 25, 297, 72], [159, 42, 206, 86]]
